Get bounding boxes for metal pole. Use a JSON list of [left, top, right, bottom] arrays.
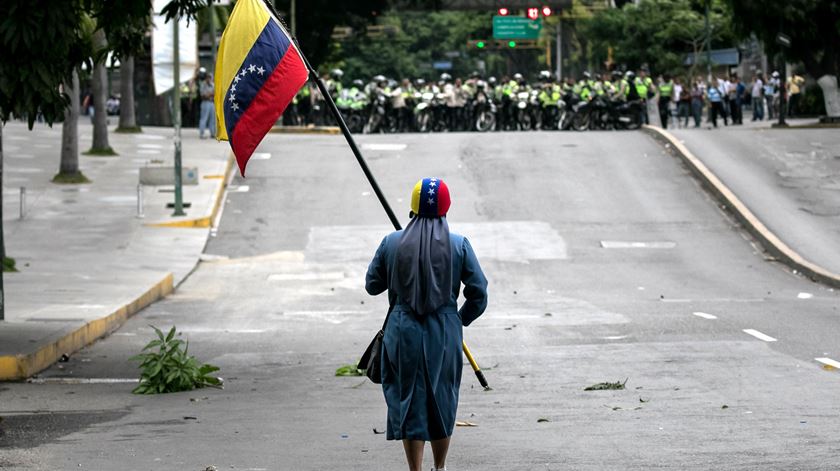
[[556, 22, 562, 80], [704, 0, 712, 82], [290, 0, 296, 37], [19, 187, 25, 219], [209, 4, 217, 64], [172, 16, 186, 216], [137, 184, 144, 218]]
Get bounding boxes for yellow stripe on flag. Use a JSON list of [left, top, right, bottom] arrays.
[[214, 0, 271, 141]]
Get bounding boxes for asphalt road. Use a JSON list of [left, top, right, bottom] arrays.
[[2, 130, 839, 470]]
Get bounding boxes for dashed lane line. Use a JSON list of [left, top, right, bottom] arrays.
[[743, 329, 777, 342], [692, 312, 718, 320], [815, 358, 840, 369]]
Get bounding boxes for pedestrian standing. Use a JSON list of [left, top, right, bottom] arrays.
[[198, 67, 216, 139], [733, 75, 745, 124], [751, 73, 764, 121], [366, 178, 488, 471], [657, 74, 674, 129], [676, 77, 691, 128], [708, 79, 725, 128], [691, 77, 705, 128], [787, 72, 805, 118]]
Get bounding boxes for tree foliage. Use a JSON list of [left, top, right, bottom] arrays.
[[583, 0, 735, 75], [726, 0, 840, 78], [0, 0, 207, 128]]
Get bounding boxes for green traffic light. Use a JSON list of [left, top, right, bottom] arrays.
[[508, 41, 516, 48], [477, 41, 485, 48]]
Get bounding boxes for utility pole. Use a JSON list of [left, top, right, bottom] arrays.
[[555, 21, 562, 79], [704, 0, 712, 82], [290, 0, 296, 36], [172, 16, 185, 216]]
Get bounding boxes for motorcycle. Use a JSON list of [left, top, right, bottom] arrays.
[[472, 92, 496, 132], [514, 90, 534, 130]]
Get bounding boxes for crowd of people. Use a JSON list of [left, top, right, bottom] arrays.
[[283, 67, 808, 133]]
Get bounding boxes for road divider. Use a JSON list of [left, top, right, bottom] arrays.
[[642, 125, 840, 289]]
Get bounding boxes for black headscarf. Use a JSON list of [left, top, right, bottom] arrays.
[[391, 215, 452, 316]]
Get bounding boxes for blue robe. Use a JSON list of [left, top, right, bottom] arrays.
[[366, 230, 488, 441]]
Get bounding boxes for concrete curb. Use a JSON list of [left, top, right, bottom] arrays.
[[146, 153, 235, 228], [0, 273, 174, 381], [642, 125, 840, 289], [270, 125, 341, 135]]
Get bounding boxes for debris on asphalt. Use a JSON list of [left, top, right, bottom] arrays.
[[544, 312, 552, 317], [58, 354, 70, 363], [183, 416, 197, 420], [373, 428, 385, 434], [335, 364, 363, 377], [639, 397, 649, 403], [537, 418, 550, 423], [455, 420, 477, 427], [204, 467, 217, 471], [584, 378, 627, 391], [722, 405, 729, 409], [341, 434, 349, 439]]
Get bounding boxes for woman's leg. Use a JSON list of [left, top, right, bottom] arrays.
[[431, 437, 451, 470], [402, 439, 425, 471]]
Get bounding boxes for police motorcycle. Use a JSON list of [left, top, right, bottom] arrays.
[[511, 75, 538, 130], [336, 79, 368, 133], [364, 75, 396, 134], [413, 79, 437, 133], [472, 80, 497, 132]]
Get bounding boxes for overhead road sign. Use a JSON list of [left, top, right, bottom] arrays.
[[493, 16, 542, 40], [408, 0, 570, 9]]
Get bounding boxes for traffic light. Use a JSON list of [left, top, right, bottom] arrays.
[[526, 7, 539, 20], [542, 6, 552, 16], [497, 7, 509, 16], [476, 41, 486, 49], [508, 41, 517, 48]]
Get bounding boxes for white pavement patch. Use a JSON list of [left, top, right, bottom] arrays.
[[361, 143, 407, 151], [600, 241, 677, 249], [797, 292, 813, 299], [250, 152, 272, 160], [692, 312, 718, 320], [267, 272, 345, 281], [306, 221, 567, 263], [743, 329, 777, 342], [815, 357, 840, 369], [28, 378, 139, 384], [137, 149, 161, 155], [138, 144, 164, 149], [229, 185, 250, 193]]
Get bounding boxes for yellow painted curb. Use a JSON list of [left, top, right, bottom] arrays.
[[146, 153, 235, 229], [642, 125, 840, 289], [270, 125, 341, 135], [0, 273, 174, 381]]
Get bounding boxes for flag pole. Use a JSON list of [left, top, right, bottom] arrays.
[[262, 0, 490, 391]]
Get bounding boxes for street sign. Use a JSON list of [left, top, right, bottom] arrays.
[[433, 61, 453, 70], [492, 16, 542, 40]]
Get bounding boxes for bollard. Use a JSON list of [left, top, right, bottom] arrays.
[[136, 184, 144, 218], [19, 187, 26, 219]]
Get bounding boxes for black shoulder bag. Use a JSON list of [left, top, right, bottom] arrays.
[[358, 304, 393, 384]]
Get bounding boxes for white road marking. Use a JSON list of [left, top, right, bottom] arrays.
[[660, 298, 692, 303], [250, 152, 271, 160], [797, 292, 813, 299], [28, 378, 139, 384], [228, 185, 250, 193], [138, 143, 164, 149], [600, 241, 677, 249], [361, 143, 407, 151], [815, 358, 840, 369], [692, 312, 717, 320], [267, 272, 344, 281], [743, 329, 777, 342], [112, 332, 137, 336], [138, 149, 161, 155], [603, 335, 627, 340]]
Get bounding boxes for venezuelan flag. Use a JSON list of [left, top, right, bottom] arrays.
[[215, 0, 308, 176]]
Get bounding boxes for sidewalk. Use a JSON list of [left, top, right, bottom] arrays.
[[0, 120, 231, 380], [647, 118, 840, 284]]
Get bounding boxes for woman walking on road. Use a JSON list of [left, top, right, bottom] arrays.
[[366, 178, 489, 471]]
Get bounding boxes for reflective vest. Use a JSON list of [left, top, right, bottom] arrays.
[[659, 80, 674, 98]]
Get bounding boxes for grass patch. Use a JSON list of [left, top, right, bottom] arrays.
[[131, 326, 222, 394], [52, 172, 91, 184], [335, 364, 363, 377], [114, 126, 143, 134], [83, 146, 118, 156], [584, 378, 628, 391], [3, 257, 18, 273]]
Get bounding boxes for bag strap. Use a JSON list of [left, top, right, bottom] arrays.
[[380, 301, 394, 331]]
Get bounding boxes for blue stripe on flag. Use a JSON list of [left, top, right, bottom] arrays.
[[223, 19, 291, 138]]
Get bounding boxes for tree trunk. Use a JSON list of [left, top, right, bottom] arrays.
[[60, 70, 81, 175], [817, 74, 840, 118], [90, 29, 111, 152], [118, 54, 138, 130]]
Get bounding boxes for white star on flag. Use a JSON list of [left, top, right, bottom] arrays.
[[257, 66, 266, 76], [248, 64, 257, 73], [240, 69, 247, 77], [428, 188, 435, 195], [231, 102, 239, 111], [427, 198, 435, 205], [233, 75, 240, 83], [429, 181, 436, 187], [231, 84, 237, 92], [228, 93, 236, 102]]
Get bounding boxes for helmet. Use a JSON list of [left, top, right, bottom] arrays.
[[387, 79, 397, 89], [373, 74, 386, 83], [470, 71, 480, 79], [625, 71, 636, 79], [331, 68, 344, 78], [583, 71, 591, 79], [539, 70, 551, 81], [771, 71, 780, 78], [513, 73, 523, 81], [476, 80, 486, 89], [352, 79, 364, 87], [416, 78, 426, 86], [440, 73, 452, 82], [488, 76, 497, 85], [197, 67, 207, 79]]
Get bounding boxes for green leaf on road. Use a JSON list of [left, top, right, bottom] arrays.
[[584, 378, 628, 391], [335, 364, 363, 377]]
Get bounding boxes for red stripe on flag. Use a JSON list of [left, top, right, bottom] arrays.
[[231, 46, 308, 176]]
